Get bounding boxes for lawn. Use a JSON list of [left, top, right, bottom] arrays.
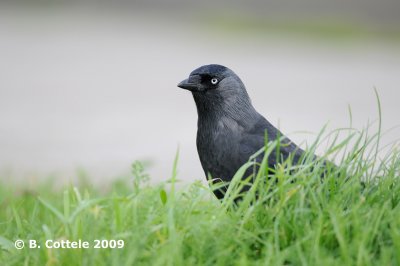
[[1, 123, 399, 265]]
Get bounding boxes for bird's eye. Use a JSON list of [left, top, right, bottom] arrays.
[[211, 78, 218, 85]]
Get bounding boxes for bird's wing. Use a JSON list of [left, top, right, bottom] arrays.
[[239, 116, 305, 167]]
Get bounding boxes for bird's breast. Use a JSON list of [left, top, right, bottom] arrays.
[[196, 117, 243, 180]]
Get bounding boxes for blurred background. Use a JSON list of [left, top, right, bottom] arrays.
[[0, 1, 399, 186]]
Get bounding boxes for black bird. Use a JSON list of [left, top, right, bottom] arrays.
[[178, 64, 311, 199]]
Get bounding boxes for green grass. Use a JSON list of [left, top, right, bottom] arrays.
[[1, 123, 399, 265], [201, 13, 400, 44]]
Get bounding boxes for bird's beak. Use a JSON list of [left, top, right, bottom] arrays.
[[177, 78, 199, 91]]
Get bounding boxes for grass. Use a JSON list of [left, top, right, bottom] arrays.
[[0, 122, 399, 265], [201, 13, 400, 44]]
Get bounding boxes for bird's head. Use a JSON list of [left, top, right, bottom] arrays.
[[178, 64, 254, 117], [178, 64, 253, 115], [177, 64, 246, 94]]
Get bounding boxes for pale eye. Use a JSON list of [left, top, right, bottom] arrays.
[[211, 78, 218, 85]]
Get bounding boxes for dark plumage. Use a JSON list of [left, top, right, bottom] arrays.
[[178, 64, 310, 199]]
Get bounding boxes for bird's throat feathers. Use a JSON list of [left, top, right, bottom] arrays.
[[192, 89, 257, 125]]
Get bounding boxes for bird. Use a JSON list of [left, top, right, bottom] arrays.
[[177, 64, 315, 199]]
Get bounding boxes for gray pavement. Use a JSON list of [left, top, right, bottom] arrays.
[[0, 7, 399, 185]]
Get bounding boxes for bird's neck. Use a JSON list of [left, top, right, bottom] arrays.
[[193, 92, 258, 125]]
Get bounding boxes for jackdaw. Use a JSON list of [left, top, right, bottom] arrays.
[[178, 64, 314, 199]]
